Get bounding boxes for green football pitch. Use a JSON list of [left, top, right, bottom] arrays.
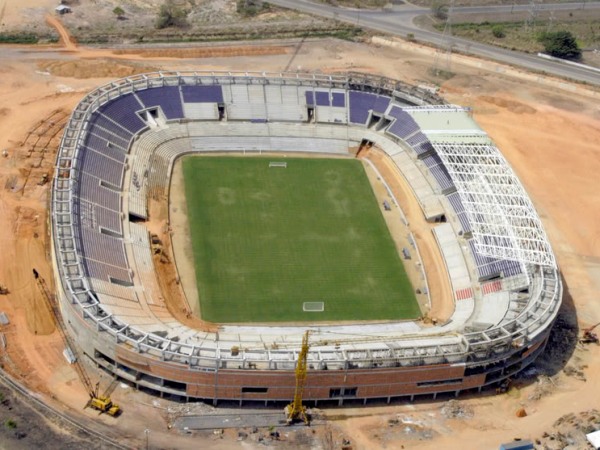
[[182, 156, 419, 323]]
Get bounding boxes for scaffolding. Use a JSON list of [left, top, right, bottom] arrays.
[[433, 142, 556, 268]]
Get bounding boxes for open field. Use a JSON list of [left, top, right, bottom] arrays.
[[182, 156, 418, 323]]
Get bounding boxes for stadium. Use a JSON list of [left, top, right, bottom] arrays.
[[51, 71, 562, 406]]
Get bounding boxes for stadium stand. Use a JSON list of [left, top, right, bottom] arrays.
[[136, 86, 184, 120], [52, 72, 561, 405]]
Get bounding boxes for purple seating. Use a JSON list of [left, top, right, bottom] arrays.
[[422, 155, 454, 191], [83, 259, 132, 284], [80, 149, 124, 187], [84, 133, 127, 162], [305, 91, 315, 106], [89, 114, 133, 144], [136, 86, 184, 120], [181, 85, 223, 103], [387, 107, 419, 139], [446, 192, 472, 233], [348, 91, 377, 124], [77, 173, 120, 211], [468, 240, 522, 280], [315, 91, 330, 106], [98, 94, 146, 134], [372, 96, 390, 114], [95, 206, 121, 234], [332, 92, 345, 107]]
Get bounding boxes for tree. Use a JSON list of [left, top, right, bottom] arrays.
[[538, 30, 581, 60], [113, 6, 125, 20], [430, 0, 448, 21], [491, 24, 505, 39], [155, 0, 189, 29]]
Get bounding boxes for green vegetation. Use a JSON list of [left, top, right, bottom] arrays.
[[0, 33, 39, 44], [155, 0, 189, 29], [113, 6, 126, 19], [4, 419, 16, 429], [538, 30, 581, 60], [491, 24, 506, 38], [431, 0, 449, 21], [236, 0, 271, 17], [433, 18, 598, 58], [182, 157, 419, 323]]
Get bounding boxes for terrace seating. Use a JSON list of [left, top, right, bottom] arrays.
[[136, 86, 184, 120], [348, 91, 392, 125], [181, 85, 224, 103], [83, 133, 128, 161], [348, 91, 376, 124], [97, 93, 146, 135], [80, 149, 125, 187], [421, 154, 454, 192], [468, 240, 522, 280], [387, 107, 420, 139], [87, 113, 133, 145], [406, 132, 434, 157], [77, 173, 120, 211], [446, 192, 472, 233]]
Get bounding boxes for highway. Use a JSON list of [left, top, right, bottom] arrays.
[[267, 0, 600, 85]]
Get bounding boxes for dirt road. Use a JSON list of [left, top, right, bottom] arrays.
[[45, 14, 76, 51]]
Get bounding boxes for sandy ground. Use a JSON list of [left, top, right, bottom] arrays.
[[0, 5, 598, 450]]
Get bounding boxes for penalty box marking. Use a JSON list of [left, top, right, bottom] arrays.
[[303, 302, 324, 312]]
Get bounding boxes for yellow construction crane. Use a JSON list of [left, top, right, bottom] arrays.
[[33, 269, 121, 416], [284, 330, 310, 425]]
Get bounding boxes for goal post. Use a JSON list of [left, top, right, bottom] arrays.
[[269, 162, 287, 168], [303, 302, 324, 312]]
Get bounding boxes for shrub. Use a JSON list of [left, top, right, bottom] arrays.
[[430, 0, 448, 21], [0, 33, 39, 44], [155, 0, 189, 29], [237, 0, 269, 17], [491, 24, 505, 38], [5, 419, 16, 429], [537, 30, 581, 60], [113, 6, 125, 19]]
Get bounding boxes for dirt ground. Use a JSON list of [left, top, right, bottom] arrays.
[[0, 3, 599, 449]]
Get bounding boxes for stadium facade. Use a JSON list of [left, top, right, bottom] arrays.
[[51, 72, 562, 405]]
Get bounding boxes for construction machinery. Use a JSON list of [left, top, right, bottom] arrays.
[[284, 330, 311, 425], [580, 321, 600, 345], [33, 269, 121, 416], [0, 284, 8, 295]]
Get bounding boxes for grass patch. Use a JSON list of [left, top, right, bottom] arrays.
[[433, 18, 600, 54], [0, 33, 39, 44], [182, 156, 418, 323]]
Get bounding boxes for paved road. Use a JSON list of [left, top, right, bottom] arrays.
[[268, 0, 600, 85]]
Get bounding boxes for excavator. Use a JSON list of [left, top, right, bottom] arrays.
[[33, 269, 121, 416], [579, 321, 600, 345], [284, 330, 311, 425]]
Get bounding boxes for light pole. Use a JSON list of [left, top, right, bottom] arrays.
[[144, 429, 150, 450]]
